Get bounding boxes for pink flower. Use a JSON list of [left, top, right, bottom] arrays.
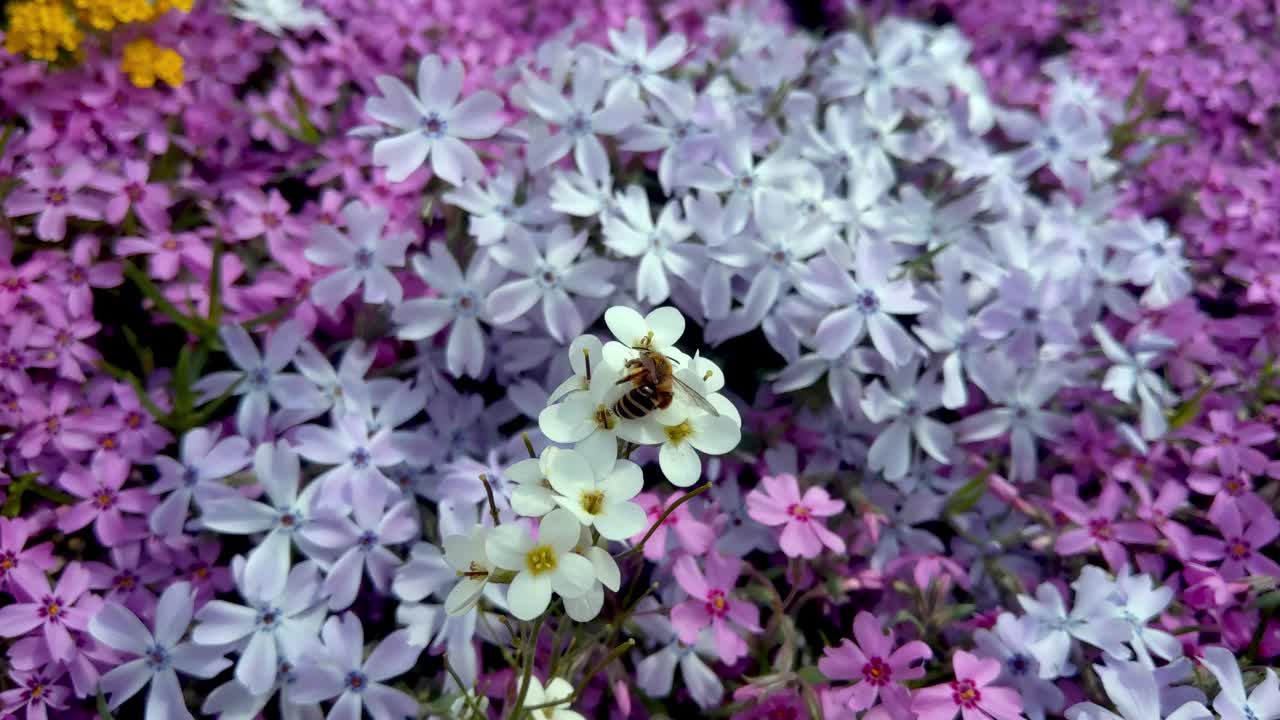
[[910, 651, 1025, 720], [3, 161, 103, 241], [1182, 409, 1274, 476], [819, 611, 931, 715], [0, 561, 93, 664], [1191, 500, 1280, 580], [0, 517, 56, 594], [630, 491, 715, 561], [55, 454, 152, 547], [1053, 479, 1156, 570], [745, 473, 845, 558], [0, 667, 71, 720], [670, 553, 761, 665]]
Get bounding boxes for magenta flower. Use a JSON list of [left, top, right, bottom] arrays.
[[117, 224, 206, 282], [231, 189, 305, 264], [0, 517, 56, 594], [0, 561, 93, 664], [4, 161, 103, 241], [56, 454, 152, 547], [1183, 410, 1274, 476], [745, 473, 845, 558], [93, 159, 172, 227], [819, 611, 931, 715], [1053, 479, 1157, 570], [1192, 500, 1280, 580], [670, 553, 761, 665], [910, 651, 1025, 720]]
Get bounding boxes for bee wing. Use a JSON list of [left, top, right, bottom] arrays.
[[672, 376, 720, 417]]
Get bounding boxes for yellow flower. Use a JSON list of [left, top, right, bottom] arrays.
[[72, 0, 163, 30], [4, 0, 83, 61], [155, 0, 193, 12], [120, 37, 184, 88]]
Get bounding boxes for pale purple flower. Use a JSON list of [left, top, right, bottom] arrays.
[[861, 360, 954, 481], [634, 603, 724, 710], [290, 613, 421, 719], [802, 237, 927, 366], [973, 614, 1065, 720], [602, 186, 697, 305], [198, 442, 327, 594], [485, 225, 614, 342], [976, 269, 1077, 367], [303, 487, 417, 610], [149, 427, 252, 538], [444, 171, 554, 246], [1065, 659, 1211, 720], [520, 57, 645, 172], [89, 582, 232, 720], [305, 201, 413, 314], [192, 321, 323, 440], [821, 20, 934, 109], [1004, 101, 1109, 192], [192, 560, 327, 696], [594, 18, 687, 106], [365, 55, 505, 184], [958, 361, 1069, 484], [619, 83, 716, 194], [293, 412, 404, 506], [1018, 566, 1131, 679], [1103, 218, 1193, 309], [393, 243, 504, 379], [1200, 646, 1280, 720]]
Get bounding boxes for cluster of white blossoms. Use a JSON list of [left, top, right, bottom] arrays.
[[401, 305, 740, 624]]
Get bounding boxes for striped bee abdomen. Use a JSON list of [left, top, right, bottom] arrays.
[[614, 384, 659, 420]]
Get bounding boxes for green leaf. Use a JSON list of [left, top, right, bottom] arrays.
[[243, 299, 300, 329], [796, 665, 829, 685], [945, 457, 997, 516], [121, 326, 155, 376], [1124, 69, 1150, 115], [1258, 590, 1280, 612], [173, 343, 196, 420], [1167, 380, 1214, 432], [122, 261, 214, 339], [207, 237, 225, 326]]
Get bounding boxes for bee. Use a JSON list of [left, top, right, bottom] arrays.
[[612, 348, 720, 420]]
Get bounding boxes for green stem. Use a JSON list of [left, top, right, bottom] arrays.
[[509, 612, 546, 720]]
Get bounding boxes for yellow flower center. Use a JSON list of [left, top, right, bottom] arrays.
[[593, 405, 617, 430], [580, 490, 606, 515], [664, 420, 695, 445], [525, 545, 557, 576]]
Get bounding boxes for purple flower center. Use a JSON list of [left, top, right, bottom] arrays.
[[353, 247, 374, 269], [47, 187, 68, 205], [257, 607, 281, 629], [95, 488, 117, 508], [357, 530, 378, 550], [182, 465, 200, 486], [705, 589, 728, 618], [566, 112, 591, 136], [345, 670, 368, 692], [349, 447, 372, 469], [787, 503, 811, 523], [145, 645, 170, 671], [1227, 537, 1251, 559], [950, 679, 981, 708], [421, 113, 447, 137], [1007, 653, 1030, 676], [248, 367, 271, 388], [855, 290, 880, 314], [38, 596, 65, 622], [862, 656, 892, 685], [1088, 517, 1112, 540]]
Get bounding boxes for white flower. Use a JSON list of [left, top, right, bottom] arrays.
[[444, 171, 553, 247], [1200, 645, 1280, 720], [542, 445, 646, 540], [484, 509, 594, 620], [365, 55, 505, 184], [305, 200, 412, 313], [562, 525, 621, 623], [1092, 324, 1176, 440], [651, 401, 741, 487], [521, 676, 585, 720], [230, 0, 327, 35]]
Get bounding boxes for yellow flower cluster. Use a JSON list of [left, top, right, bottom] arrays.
[[4, 0, 83, 62], [4, 0, 192, 87], [72, 0, 159, 31], [120, 37, 183, 87]]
